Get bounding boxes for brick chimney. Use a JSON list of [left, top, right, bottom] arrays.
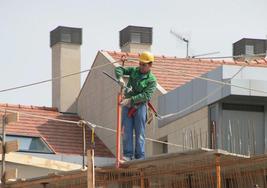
[[119, 25, 152, 53], [50, 26, 82, 113]]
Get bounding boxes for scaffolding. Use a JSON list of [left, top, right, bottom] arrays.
[[6, 148, 267, 188]]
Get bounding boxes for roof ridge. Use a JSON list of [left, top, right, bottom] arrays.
[[0, 103, 58, 112], [106, 50, 267, 92], [103, 50, 267, 64]]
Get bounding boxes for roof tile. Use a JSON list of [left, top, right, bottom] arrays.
[[0, 103, 113, 157], [106, 51, 267, 91]]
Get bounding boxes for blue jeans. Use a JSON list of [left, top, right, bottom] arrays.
[[122, 104, 147, 159]]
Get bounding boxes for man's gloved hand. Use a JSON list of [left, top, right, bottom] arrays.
[[120, 98, 131, 107], [118, 77, 126, 88]]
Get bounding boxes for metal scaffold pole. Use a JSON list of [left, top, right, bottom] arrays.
[[215, 154, 221, 188], [116, 57, 126, 168], [1, 111, 7, 187]]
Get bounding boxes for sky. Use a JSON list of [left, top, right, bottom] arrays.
[[0, 0, 267, 107]]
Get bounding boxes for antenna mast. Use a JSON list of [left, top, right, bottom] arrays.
[[170, 30, 189, 58]]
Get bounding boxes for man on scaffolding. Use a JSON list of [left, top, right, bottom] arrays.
[[115, 51, 157, 161]]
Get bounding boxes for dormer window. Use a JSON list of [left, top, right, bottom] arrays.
[[6, 135, 54, 154]]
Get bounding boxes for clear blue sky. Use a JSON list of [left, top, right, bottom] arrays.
[[0, 0, 266, 107]]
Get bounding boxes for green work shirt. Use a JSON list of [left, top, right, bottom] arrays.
[[115, 66, 157, 105]]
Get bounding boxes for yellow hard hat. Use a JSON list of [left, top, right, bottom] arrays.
[[139, 51, 154, 63]]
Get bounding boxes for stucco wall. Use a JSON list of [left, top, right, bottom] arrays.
[[2, 162, 61, 180], [77, 51, 119, 155], [146, 106, 209, 156], [121, 43, 151, 53], [77, 51, 209, 157], [52, 43, 81, 112], [77, 51, 165, 156]]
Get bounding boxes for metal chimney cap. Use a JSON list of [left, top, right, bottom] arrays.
[[50, 26, 82, 47], [119, 25, 152, 48]]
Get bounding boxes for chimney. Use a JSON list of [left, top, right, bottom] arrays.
[[119, 25, 152, 53], [233, 38, 266, 61], [50, 26, 82, 113]]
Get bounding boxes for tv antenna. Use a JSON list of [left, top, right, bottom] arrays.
[[170, 29, 221, 59], [170, 29, 189, 58], [192, 51, 220, 58]]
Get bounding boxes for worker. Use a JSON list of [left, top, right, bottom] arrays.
[[115, 51, 157, 161]]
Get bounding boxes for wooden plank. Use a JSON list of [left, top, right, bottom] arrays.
[[140, 171, 145, 188], [4, 153, 82, 171], [120, 148, 215, 169], [5, 168, 18, 182], [7, 113, 19, 124], [215, 154, 221, 188], [5, 140, 19, 153], [87, 149, 95, 188], [0, 113, 19, 124], [0, 142, 2, 154], [0, 113, 19, 130], [6, 170, 86, 187]]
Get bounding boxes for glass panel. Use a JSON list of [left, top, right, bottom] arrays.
[[6, 136, 32, 150], [29, 137, 52, 153], [6, 135, 53, 153]]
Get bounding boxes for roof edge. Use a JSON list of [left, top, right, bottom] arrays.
[[0, 103, 58, 112], [104, 50, 267, 65], [101, 50, 167, 94], [77, 51, 104, 100]]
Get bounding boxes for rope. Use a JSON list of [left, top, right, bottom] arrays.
[[125, 58, 267, 94], [0, 53, 265, 94], [191, 53, 266, 60], [0, 53, 266, 150], [0, 58, 121, 93], [159, 65, 246, 119], [151, 60, 267, 95], [126, 57, 267, 96], [91, 127, 95, 149], [0, 108, 191, 149]]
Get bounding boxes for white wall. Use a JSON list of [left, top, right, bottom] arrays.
[[77, 51, 164, 156], [52, 43, 81, 112], [2, 162, 61, 180], [77, 51, 119, 155], [147, 107, 209, 155]]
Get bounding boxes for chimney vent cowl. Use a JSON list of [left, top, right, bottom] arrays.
[[50, 26, 82, 47], [119, 25, 152, 53]]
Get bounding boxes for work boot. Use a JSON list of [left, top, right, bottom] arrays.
[[122, 156, 132, 162]]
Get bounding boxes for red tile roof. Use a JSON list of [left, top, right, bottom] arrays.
[[106, 51, 267, 91], [0, 103, 113, 157]]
